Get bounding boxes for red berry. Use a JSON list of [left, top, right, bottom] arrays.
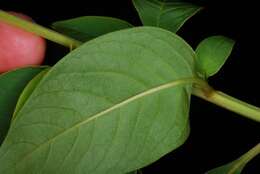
[[0, 12, 46, 73]]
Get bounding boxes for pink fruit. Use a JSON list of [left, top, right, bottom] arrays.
[[0, 12, 46, 73]]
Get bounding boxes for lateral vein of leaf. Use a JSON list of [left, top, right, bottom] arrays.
[[145, 0, 161, 9], [56, 128, 80, 173], [150, 101, 189, 158], [15, 77, 199, 167], [146, 0, 198, 28], [89, 111, 121, 173], [75, 123, 95, 170], [135, 96, 161, 161], [159, 5, 192, 16], [109, 103, 143, 171], [39, 141, 52, 172], [156, 0, 166, 26]]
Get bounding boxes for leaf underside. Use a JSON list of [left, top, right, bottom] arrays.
[[52, 16, 133, 42], [0, 27, 195, 174], [132, 0, 202, 33], [0, 67, 45, 144]]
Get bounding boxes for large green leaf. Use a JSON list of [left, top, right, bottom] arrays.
[[0, 67, 45, 144], [0, 27, 195, 174], [195, 36, 235, 78], [206, 143, 260, 174], [132, 0, 202, 33], [52, 16, 133, 42]]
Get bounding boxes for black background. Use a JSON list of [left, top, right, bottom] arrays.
[[1, 0, 260, 173]]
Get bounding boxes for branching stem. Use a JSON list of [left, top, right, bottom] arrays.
[[193, 82, 260, 122], [1, 10, 259, 123]]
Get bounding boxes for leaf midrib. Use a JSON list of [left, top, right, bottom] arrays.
[[14, 77, 195, 168]]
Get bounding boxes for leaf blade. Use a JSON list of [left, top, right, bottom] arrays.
[[0, 67, 46, 144], [0, 27, 195, 173], [12, 68, 50, 121], [206, 143, 260, 174], [195, 35, 235, 78], [132, 0, 202, 33], [52, 16, 133, 42]]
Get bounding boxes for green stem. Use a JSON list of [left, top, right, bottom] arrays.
[[193, 84, 260, 122], [0, 10, 82, 49], [1, 10, 259, 123]]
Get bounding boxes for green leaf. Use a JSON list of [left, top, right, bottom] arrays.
[[127, 169, 144, 174], [206, 160, 244, 174], [0, 67, 46, 144], [12, 68, 50, 121], [127, 171, 137, 174], [127, 169, 142, 174], [0, 27, 195, 174], [206, 143, 260, 174], [52, 16, 133, 42], [195, 36, 235, 78], [132, 0, 202, 33]]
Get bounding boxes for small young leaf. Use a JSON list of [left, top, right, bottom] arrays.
[[0, 67, 45, 144], [52, 16, 133, 41], [206, 143, 260, 174], [195, 36, 235, 78], [132, 0, 202, 33], [0, 27, 195, 174]]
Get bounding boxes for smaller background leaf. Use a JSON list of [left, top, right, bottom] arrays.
[[206, 143, 260, 174], [127, 169, 143, 174], [206, 159, 244, 174], [195, 35, 235, 78], [12, 68, 50, 121], [52, 16, 133, 42], [132, 0, 202, 33], [0, 67, 45, 144]]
